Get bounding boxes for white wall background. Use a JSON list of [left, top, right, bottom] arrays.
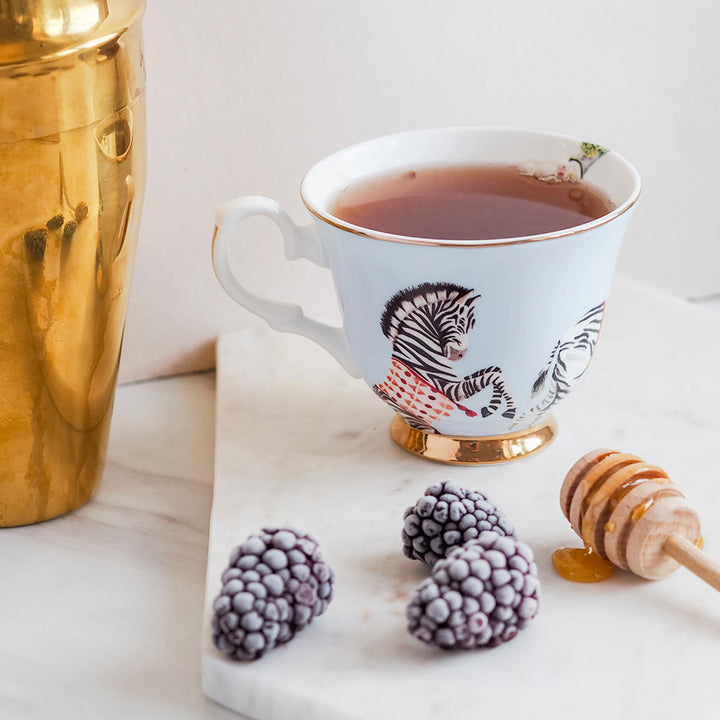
[[119, 0, 720, 382]]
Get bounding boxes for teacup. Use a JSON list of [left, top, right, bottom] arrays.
[[212, 127, 640, 464]]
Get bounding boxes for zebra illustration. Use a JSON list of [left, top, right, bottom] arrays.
[[522, 301, 606, 421], [372, 282, 516, 434]]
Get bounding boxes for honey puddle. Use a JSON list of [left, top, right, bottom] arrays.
[[552, 546, 614, 583]]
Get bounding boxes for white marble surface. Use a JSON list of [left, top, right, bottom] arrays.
[[2, 279, 719, 720], [0, 372, 238, 719], [204, 278, 720, 720]]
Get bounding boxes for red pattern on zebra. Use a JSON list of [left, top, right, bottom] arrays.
[[376, 358, 478, 422]]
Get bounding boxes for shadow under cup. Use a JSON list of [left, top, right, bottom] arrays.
[[216, 128, 641, 465]]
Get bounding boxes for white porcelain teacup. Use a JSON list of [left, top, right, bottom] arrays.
[[212, 127, 640, 464]]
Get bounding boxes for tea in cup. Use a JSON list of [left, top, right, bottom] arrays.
[[212, 127, 640, 464]]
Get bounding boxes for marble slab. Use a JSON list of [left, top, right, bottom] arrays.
[[203, 278, 720, 720]]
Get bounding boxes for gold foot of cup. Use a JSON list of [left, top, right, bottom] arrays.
[[389, 414, 558, 465]]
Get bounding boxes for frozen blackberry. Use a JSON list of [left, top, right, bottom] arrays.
[[406, 530, 540, 650], [402, 481, 515, 565], [211, 527, 334, 661], [46, 214, 64, 230]]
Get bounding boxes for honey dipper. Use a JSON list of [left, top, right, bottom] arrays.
[[557, 449, 720, 589]]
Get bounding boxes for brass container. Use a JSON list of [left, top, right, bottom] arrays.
[[0, 0, 146, 526]]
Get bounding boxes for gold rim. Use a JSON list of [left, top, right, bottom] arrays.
[[301, 195, 640, 248], [299, 127, 641, 248], [389, 414, 558, 465]]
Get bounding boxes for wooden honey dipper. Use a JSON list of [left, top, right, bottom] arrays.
[[555, 448, 720, 589]]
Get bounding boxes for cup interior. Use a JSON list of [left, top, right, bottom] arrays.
[[300, 127, 641, 245]]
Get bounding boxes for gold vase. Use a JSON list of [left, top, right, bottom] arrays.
[[0, 0, 146, 526]]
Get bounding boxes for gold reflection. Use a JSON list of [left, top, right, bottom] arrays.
[[389, 414, 558, 465], [0, 9, 144, 526]]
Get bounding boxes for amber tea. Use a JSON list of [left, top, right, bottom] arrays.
[[330, 164, 615, 241]]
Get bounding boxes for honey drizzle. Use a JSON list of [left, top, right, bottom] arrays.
[[611, 485, 688, 571], [630, 496, 655, 521], [561, 449, 618, 520], [578, 464, 646, 555], [579, 458, 638, 521], [610, 473, 672, 512], [580, 465, 671, 555], [558, 457, 684, 584], [552, 545, 614, 583]]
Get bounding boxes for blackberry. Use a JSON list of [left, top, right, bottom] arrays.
[[46, 214, 64, 230], [406, 530, 540, 649], [402, 481, 515, 565], [211, 527, 334, 661], [62, 220, 77, 239], [24, 229, 47, 261]]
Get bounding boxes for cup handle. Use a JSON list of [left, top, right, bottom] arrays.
[[212, 195, 361, 377]]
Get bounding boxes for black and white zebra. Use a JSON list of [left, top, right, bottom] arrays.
[[523, 301, 606, 420], [373, 282, 516, 434]]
